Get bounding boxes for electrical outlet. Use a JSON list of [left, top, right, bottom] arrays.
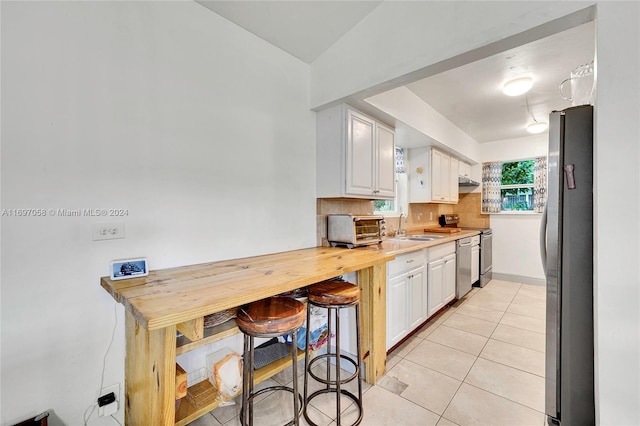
[[98, 383, 119, 417], [92, 223, 125, 241]]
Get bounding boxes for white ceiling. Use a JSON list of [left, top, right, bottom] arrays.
[[195, 1, 595, 143], [195, 1, 382, 63]]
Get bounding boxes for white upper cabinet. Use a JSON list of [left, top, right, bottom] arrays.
[[374, 123, 396, 198], [317, 105, 395, 200], [408, 147, 459, 204], [459, 161, 471, 178], [449, 156, 459, 204]]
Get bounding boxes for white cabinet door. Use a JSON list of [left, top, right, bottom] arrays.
[[319, 104, 398, 200], [408, 266, 427, 330], [471, 245, 480, 285], [459, 161, 471, 178], [410, 148, 459, 204], [443, 253, 457, 304], [449, 156, 459, 203], [375, 123, 396, 198], [386, 272, 409, 349], [427, 258, 445, 318], [346, 109, 375, 197], [431, 149, 448, 202]]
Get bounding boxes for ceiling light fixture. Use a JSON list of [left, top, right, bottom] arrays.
[[524, 94, 548, 133], [502, 77, 534, 96], [527, 120, 549, 134]]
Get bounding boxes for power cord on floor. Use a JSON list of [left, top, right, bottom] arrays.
[[83, 303, 121, 426]]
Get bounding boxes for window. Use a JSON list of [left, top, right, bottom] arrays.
[[374, 147, 405, 215], [373, 199, 395, 213], [501, 160, 535, 211], [482, 157, 546, 214]]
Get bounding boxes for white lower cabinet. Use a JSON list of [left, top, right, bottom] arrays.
[[386, 242, 458, 350], [386, 250, 427, 350], [427, 243, 457, 318]]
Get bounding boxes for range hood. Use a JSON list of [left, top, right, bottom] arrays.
[[458, 176, 480, 186]]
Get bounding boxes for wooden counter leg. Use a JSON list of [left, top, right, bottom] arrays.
[[125, 310, 177, 425], [358, 262, 386, 384]]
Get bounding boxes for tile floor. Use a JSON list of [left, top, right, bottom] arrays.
[[189, 279, 546, 426]]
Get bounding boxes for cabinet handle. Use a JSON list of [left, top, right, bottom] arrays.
[[406, 259, 414, 263]]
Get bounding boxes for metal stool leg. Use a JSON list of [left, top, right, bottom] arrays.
[[354, 303, 363, 406], [249, 337, 255, 426], [326, 307, 332, 391], [303, 305, 311, 421], [292, 330, 300, 426], [335, 306, 342, 426], [242, 334, 251, 426]]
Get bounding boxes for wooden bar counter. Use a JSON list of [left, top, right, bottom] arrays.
[[101, 246, 394, 425]]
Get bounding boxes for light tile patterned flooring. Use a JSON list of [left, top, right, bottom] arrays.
[[189, 279, 546, 426]]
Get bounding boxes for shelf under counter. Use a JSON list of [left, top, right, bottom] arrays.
[[175, 347, 308, 426], [102, 246, 393, 426]]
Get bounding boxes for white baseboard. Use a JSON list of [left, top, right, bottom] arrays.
[[492, 272, 546, 287]]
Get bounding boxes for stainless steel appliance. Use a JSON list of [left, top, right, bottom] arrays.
[[327, 214, 385, 248], [439, 214, 492, 287], [478, 229, 492, 287], [456, 236, 473, 299], [540, 105, 594, 426]]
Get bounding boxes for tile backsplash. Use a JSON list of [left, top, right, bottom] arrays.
[[316, 194, 489, 246], [316, 198, 374, 246], [456, 193, 491, 228]]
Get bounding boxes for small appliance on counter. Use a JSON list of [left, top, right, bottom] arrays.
[[327, 214, 385, 248]]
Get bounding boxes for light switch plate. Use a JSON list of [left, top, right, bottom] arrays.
[[92, 223, 125, 241]]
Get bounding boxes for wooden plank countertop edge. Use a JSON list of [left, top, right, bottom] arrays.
[[100, 246, 394, 331]]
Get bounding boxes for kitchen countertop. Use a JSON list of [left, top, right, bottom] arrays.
[[370, 229, 481, 256], [101, 246, 395, 331], [101, 231, 478, 330]]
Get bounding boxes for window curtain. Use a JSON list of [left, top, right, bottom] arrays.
[[482, 162, 502, 213], [395, 147, 406, 174], [533, 156, 547, 213]]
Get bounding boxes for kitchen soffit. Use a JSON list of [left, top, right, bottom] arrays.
[[195, 2, 595, 143]]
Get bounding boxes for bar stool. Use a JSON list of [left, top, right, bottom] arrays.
[[236, 296, 306, 426], [303, 279, 363, 426]]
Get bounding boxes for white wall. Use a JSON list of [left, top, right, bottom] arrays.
[[311, 2, 640, 423], [481, 134, 548, 282], [365, 87, 480, 162], [1, 2, 315, 424], [593, 3, 640, 425], [310, 1, 593, 109]]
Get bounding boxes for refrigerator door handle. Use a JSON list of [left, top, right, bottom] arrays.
[[540, 203, 548, 276]]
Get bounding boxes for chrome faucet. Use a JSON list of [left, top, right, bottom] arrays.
[[398, 212, 405, 236]]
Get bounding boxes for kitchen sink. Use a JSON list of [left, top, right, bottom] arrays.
[[393, 234, 447, 241]]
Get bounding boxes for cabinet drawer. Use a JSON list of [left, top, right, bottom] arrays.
[[427, 242, 456, 261], [471, 235, 480, 245], [388, 250, 426, 276]]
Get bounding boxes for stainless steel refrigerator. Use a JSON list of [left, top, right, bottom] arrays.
[[540, 104, 595, 425]]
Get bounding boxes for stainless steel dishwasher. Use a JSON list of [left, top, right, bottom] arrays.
[[456, 237, 473, 299], [478, 230, 493, 287]]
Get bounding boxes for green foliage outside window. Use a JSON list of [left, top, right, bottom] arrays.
[[501, 160, 534, 185], [501, 160, 535, 211], [373, 200, 394, 212]]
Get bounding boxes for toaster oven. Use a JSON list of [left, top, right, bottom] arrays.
[[327, 214, 386, 248]]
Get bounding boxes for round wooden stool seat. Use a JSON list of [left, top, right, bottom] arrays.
[[307, 279, 360, 306], [237, 296, 306, 337]]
